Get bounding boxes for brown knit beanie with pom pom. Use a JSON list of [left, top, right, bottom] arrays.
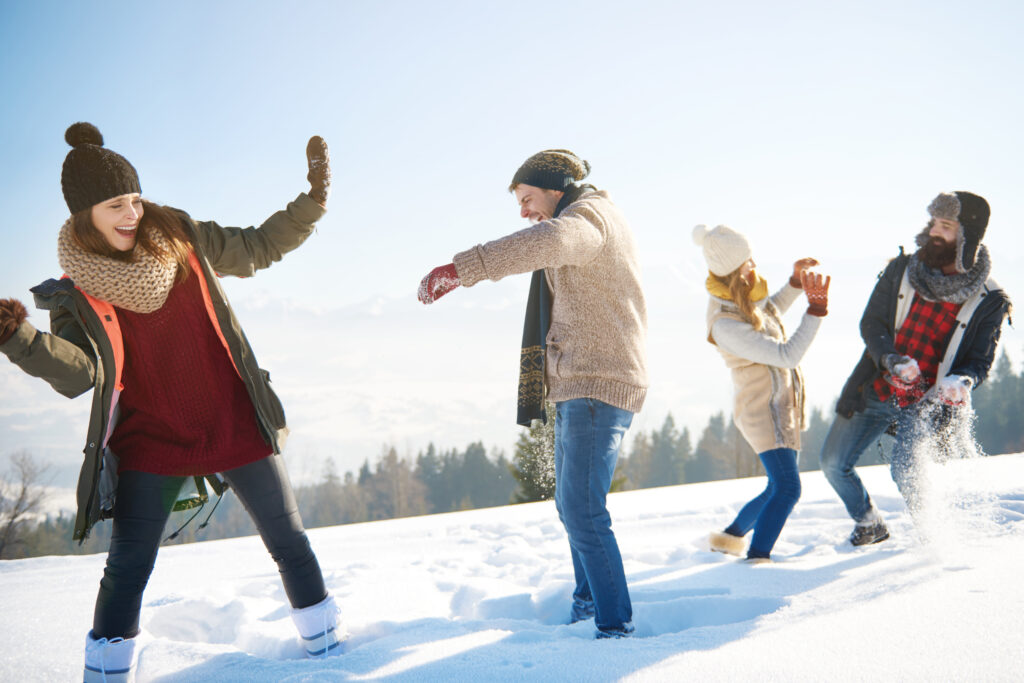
[[61, 122, 141, 214]]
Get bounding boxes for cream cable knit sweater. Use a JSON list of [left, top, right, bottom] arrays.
[[453, 190, 648, 413]]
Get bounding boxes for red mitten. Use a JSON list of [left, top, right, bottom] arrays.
[[418, 263, 461, 304], [0, 298, 28, 345]]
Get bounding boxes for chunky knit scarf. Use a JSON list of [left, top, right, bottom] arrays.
[[907, 244, 991, 304], [57, 220, 179, 313]]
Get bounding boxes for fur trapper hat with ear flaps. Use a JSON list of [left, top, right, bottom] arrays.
[[924, 191, 990, 273], [693, 224, 752, 277]]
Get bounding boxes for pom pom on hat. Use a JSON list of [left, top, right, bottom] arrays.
[[64, 122, 104, 148], [692, 223, 711, 246], [693, 223, 752, 277]]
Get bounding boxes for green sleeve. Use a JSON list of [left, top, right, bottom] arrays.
[[0, 311, 96, 399], [191, 193, 326, 277]]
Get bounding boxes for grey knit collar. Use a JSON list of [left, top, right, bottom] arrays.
[[907, 244, 990, 304]]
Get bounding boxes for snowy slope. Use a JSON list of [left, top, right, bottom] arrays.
[[1, 455, 1022, 682]]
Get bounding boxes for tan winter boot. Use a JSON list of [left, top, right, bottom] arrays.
[[709, 530, 745, 556]]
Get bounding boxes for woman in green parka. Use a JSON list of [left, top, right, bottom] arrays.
[[0, 123, 342, 681]]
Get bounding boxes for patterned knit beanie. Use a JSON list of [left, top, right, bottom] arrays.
[[509, 149, 590, 191], [926, 191, 989, 272], [692, 224, 752, 277], [61, 122, 141, 214]]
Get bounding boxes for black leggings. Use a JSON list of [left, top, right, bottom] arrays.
[[92, 454, 327, 639]]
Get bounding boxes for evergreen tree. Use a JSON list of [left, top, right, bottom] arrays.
[[686, 412, 730, 483], [365, 446, 429, 520], [798, 406, 832, 471], [622, 431, 651, 490], [648, 414, 685, 486], [510, 403, 556, 503]]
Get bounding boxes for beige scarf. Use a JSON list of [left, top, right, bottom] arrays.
[[57, 220, 179, 314]]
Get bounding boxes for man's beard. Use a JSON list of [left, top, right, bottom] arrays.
[[918, 236, 957, 270]]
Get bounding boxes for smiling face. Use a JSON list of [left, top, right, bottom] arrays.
[[513, 184, 564, 224], [90, 193, 144, 252], [928, 216, 959, 245]]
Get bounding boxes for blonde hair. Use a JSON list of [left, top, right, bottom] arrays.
[[714, 269, 764, 332]]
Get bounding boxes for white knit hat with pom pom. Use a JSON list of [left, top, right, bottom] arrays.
[[692, 224, 752, 277]]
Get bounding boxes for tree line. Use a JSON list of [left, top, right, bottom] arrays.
[[3, 349, 1022, 559]]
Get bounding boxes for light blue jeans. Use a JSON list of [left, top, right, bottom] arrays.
[[553, 398, 633, 635], [819, 391, 923, 521], [724, 448, 801, 558]]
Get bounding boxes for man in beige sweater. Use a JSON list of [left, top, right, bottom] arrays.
[[418, 149, 648, 638]]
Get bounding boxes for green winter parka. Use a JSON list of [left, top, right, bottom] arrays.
[[0, 193, 325, 542]]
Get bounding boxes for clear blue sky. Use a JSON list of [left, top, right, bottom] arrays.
[[2, 1, 1023, 481]]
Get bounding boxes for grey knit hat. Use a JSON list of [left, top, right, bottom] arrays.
[[693, 224, 753, 277], [926, 191, 990, 273], [61, 122, 141, 214], [509, 149, 590, 191]]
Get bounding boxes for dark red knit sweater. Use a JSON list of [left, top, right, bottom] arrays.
[[108, 272, 271, 475]]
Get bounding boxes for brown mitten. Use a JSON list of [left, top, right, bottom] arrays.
[[306, 136, 331, 206], [0, 298, 28, 345]]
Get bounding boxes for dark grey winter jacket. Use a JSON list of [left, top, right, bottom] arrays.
[[836, 251, 1011, 417]]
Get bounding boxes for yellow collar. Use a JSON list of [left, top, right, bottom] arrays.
[[705, 273, 768, 302]]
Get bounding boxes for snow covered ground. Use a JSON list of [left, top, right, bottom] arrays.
[[2, 455, 1023, 682]]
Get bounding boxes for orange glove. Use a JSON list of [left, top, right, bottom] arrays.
[[801, 271, 831, 317]]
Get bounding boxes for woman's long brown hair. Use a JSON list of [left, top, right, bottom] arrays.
[[712, 269, 764, 332], [69, 200, 193, 282]]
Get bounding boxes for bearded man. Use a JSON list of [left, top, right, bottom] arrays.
[[819, 191, 1011, 545]]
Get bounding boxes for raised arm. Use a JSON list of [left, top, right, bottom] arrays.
[[189, 136, 330, 277], [712, 314, 823, 369]]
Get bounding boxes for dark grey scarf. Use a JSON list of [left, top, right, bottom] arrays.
[[907, 243, 991, 304]]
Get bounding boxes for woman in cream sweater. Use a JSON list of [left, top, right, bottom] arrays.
[[693, 224, 830, 563]]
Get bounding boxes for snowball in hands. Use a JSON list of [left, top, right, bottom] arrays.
[[937, 374, 972, 405]]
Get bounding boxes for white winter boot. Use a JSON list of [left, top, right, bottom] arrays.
[[709, 530, 745, 556], [83, 631, 136, 683], [290, 594, 345, 658]]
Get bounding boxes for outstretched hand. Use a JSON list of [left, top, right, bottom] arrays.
[[801, 270, 831, 317], [306, 136, 330, 207], [790, 257, 820, 288], [0, 298, 28, 345], [418, 263, 461, 304]]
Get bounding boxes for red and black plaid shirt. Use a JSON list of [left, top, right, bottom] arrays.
[[873, 293, 962, 406]]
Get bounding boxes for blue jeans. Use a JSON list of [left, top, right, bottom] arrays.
[[553, 398, 633, 635], [724, 448, 801, 558], [819, 391, 923, 521]]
